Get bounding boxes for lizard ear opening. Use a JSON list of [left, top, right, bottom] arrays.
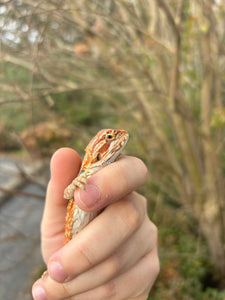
[[90, 152, 101, 163], [96, 153, 102, 161]]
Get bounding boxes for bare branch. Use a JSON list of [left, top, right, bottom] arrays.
[[0, 187, 45, 200], [157, 0, 180, 40]]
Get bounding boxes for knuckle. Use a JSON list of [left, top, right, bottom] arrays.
[[138, 193, 148, 208], [99, 280, 117, 299], [149, 222, 158, 240], [154, 256, 160, 277], [145, 221, 158, 248], [107, 254, 121, 276], [148, 254, 160, 282], [60, 282, 71, 299], [121, 199, 143, 233], [133, 157, 148, 182], [77, 241, 96, 268]]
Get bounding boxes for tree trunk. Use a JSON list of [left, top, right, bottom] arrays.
[[199, 204, 225, 285]]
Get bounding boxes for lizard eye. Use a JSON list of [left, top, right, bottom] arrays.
[[106, 134, 114, 140]]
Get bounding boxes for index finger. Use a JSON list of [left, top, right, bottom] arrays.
[[75, 156, 148, 212]]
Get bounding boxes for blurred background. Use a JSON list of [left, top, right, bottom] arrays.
[[0, 1, 225, 299]]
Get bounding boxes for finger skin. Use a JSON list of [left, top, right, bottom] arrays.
[[32, 245, 159, 300], [75, 156, 148, 212], [33, 202, 158, 299], [47, 192, 147, 280], [69, 246, 160, 300], [41, 148, 81, 262]]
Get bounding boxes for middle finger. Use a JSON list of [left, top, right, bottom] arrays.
[[47, 192, 146, 282], [35, 197, 156, 299]]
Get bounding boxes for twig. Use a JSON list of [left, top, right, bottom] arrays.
[[0, 187, 45, 200]]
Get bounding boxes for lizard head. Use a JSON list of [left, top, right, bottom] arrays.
[[81, 129, 129, 171]]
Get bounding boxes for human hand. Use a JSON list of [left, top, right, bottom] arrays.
[[32, 148, 159, 300]]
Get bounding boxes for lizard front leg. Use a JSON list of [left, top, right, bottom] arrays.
[[63, 173, 89, 199]]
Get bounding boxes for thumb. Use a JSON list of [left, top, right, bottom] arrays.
[[41, 147, 81, 263]]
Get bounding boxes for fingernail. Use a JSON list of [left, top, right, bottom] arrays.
[[48, 260, 68, 283], [76, 184, 101, 209], [32, 285, 47, 300]]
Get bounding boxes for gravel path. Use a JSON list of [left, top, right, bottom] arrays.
[[0, 157, 48, 300]]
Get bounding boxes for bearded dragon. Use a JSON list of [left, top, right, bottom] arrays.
[[64, 129, 129, 243]]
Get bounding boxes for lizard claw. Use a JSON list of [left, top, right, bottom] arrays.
[[41, 270, 48, 281], [64, 176, 87, 199]]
